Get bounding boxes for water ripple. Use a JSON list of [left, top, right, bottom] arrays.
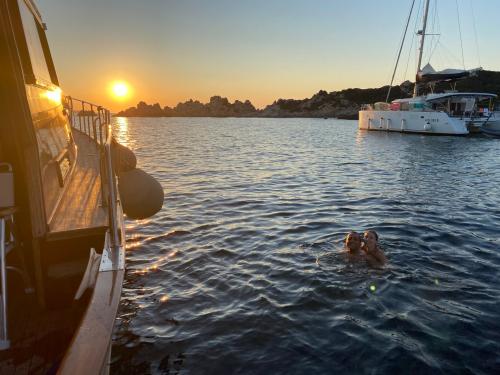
[[111, 118, 500, 374]]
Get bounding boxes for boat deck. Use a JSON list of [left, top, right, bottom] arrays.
[[48, 130, 108, 240], [0, 274, 88, 374]]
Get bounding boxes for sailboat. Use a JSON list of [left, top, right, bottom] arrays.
[[358, 0, 498, 135]]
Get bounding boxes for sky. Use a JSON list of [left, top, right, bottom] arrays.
[[37, 0, 500, 111]]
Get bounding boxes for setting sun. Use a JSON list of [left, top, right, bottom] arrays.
[[110, 81, 130, 100]]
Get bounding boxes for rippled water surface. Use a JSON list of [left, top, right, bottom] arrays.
[[111, 118, 500, 374]]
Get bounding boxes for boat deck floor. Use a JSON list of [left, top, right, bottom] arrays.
[[48, 130, 108, 240], [0, 278, 88, 375]]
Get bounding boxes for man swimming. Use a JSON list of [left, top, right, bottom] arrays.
[[344, 231, 363, 260]]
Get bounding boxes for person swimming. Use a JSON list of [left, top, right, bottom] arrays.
[[343, 230, 387, 267], [344, 231, 364, 261], [345, 231, 362, 252], [362, 230, 386, 266]]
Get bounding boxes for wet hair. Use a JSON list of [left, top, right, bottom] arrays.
[[364, 230, 378, 241], [345, 231, 360, 243]]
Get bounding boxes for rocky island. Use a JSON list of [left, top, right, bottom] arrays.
[[116, 70, 500, 119]]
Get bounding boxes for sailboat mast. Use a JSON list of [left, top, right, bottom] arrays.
[[413, 0, 431, 97]]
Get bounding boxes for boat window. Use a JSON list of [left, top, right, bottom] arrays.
[[18, 0, 52, 84]]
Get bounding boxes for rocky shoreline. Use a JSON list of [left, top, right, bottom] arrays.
[[116, 70, 500, 119]]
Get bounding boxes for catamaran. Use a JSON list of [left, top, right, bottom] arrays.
[[359, 0, 499, 135]]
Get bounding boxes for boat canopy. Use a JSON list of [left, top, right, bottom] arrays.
[[417, 63, 482, 83], [391, 93, 497, 106], [391, 97, 425, 104], [425, 92, 497, 103]]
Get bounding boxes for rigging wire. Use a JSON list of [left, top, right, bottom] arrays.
[[402, 0, 422, 83], [385, 0, 413, 86], [386, 0, 416, 102], [455, 0, 466, 69], [436, 40, 462, 67], [427, 1, 440, 64], [426, 0, 435, 62], [426, 0, 439, 64], [470, 0, 481, 67]]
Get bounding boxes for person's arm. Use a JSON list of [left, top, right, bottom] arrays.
[[364, 246, 386, 265], [371, 247, 386, 264]]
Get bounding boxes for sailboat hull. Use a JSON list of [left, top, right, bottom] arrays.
[[359, 110, 469, 135]]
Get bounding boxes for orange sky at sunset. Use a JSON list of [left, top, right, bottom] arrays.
[[38, 0, 500, 112]]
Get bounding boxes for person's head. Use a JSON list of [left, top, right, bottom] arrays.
[[363, 230, 379, 250], [345, 231, 362, 252]]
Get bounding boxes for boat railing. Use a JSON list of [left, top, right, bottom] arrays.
[[63, 96, 110, 146], [63, 96, 120, 252], [56, 97, 125, 374]]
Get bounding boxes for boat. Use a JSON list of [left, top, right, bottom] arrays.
[[0, 0, 162, 373], [479, 103, 500, 137], [480, 116, 500, 137], [358, 0, 498, 136]]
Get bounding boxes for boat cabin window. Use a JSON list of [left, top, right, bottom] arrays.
[[15, 0, 73, 223], [18, 0, 53, 84], [430, 101, 447, 112]]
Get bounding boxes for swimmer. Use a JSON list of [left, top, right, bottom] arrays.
[[362, 230, 386, 266], [344, 231, 364, 260]]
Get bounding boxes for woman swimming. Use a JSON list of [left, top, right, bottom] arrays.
[[362, 230, 386, 266]]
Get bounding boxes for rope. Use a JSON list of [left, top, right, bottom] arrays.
[[402, 0, 422, 82], [386, 0, 416, 102], [437, 40, 462, 67], [470, 0, 481, 67], [426, 0, 440, 64], [426, 0, 437, 63], [455, 0, 465, 69]]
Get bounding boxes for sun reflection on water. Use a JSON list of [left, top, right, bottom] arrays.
[[132, 250, 179, 275], [355, 128, 366, 147], [114, 116, 130, 146]]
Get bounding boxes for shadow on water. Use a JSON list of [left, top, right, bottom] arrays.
[[111, 118, 500, 374]]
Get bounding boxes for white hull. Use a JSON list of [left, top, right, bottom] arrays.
[[359, 110, 469, 135]]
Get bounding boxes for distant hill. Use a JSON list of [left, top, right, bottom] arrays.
[[116, 70, 500, 119], [116, 96, 257, 118]]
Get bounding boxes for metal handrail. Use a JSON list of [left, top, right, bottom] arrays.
[[63, 96, 109, 146], [104, 125, 120, 251], [63, 96, 119, 250]]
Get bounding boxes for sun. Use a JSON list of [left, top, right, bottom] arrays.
[[110, 81, 130, 100]]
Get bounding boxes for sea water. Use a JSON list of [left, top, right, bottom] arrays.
[[111, 117, 500, 374]]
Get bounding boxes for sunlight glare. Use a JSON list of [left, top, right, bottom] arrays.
[[110, 81, 130, 100], [44, 87, 62, 104]]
